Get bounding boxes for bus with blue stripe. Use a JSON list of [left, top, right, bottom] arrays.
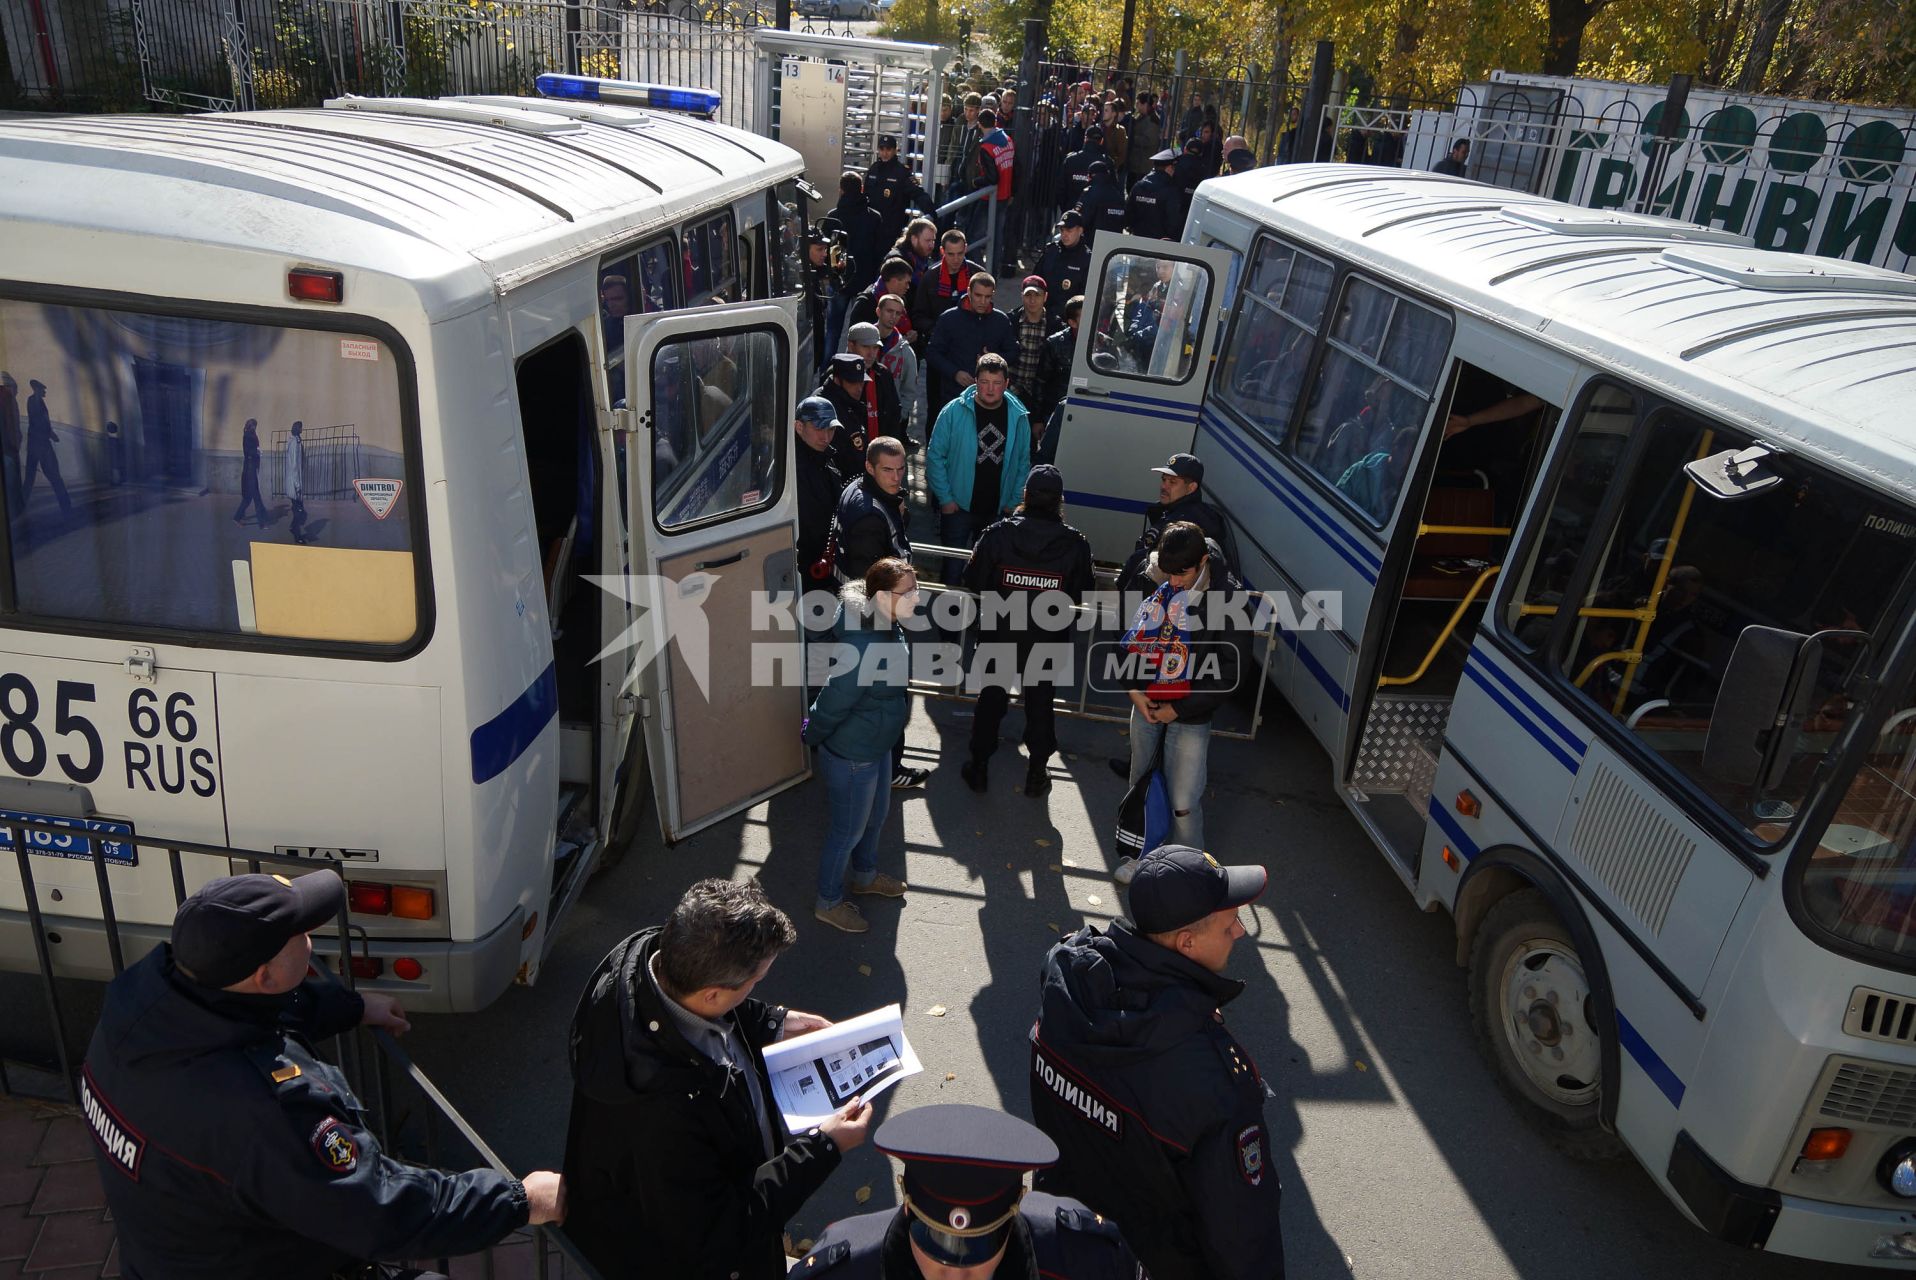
[[1051, 168, 1916, 1267], [0, 82, 817, 1013]]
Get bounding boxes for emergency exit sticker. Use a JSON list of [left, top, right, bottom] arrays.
[[339, 339, 381, 362], [352, 478, 403, 520]]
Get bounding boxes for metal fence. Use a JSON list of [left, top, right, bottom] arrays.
[[2, 817, 603, 1277], [1030, 49, 1308, 166], [0, 0, 861, 124]]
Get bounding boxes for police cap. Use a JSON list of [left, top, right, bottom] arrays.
[[1057, 209, 1086, 229], [878, 1105, 1059, 1268], [1127, 845, 1267, 935], [1089, 158, 1113, 176], [877, 134, 898, 149], [829, 352, 868, 383], [172, 870, 345, 988], [1151, 147, 1179, 164]]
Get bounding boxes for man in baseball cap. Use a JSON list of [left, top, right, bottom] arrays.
[[82, 870, 565, 1277], [1117, 451, 1236, 596], [1029, 846, 1282, 1279]]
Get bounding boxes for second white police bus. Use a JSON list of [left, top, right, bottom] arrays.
[[0, 78, 817, 1010], [1052, 166, 1916, 1266]]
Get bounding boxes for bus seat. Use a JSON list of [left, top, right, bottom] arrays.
[[1404, 488, 1499, 600]]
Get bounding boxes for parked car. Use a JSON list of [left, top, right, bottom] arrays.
[[797, 0, 877, 17]]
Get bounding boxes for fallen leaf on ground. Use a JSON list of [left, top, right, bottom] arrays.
[[855, 1185, 872, 1204], [1035, 838, 1052, 847], [1047, 922, 1060, 932], [1087, 894, 1103, 907], [857, 963, 872, 977], [1006, 862, 1014, 869], [1048, 864, 1062, 873], [1063, 858, 1078, 867], [926, 1004, 948, 1017], [945, 1072, 957, 1081], [1354, 1060, 1368, 1072]]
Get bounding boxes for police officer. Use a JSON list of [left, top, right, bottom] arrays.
[[1031, 211, 1092, 324], [818, 350, 900, 479], [864, 134, 927, 250], [959, 464, 1094, 798], [1126, 148, 1183, 239], [797, 1104, 1142, 1279], [1030, 846, 1282, 1280], [1058, 124, 1104, 218], [1075, 159, 1128, 248], [81, 871, 563, 1279], [1172, 135, 1210, 203]]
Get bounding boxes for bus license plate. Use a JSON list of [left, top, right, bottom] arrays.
[[0, 810, 138, 866]]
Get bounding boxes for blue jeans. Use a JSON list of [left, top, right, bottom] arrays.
[[1127, 704, 1211, 850], [815, 745, 893, 910]]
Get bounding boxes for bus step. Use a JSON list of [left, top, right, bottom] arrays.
[[1352, 693, 1451, 811]]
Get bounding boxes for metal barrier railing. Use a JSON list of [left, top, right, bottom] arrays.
[[933, 185, 1000, 273], [2, 818, 601, 1279], [882, 549, 1281, 743]]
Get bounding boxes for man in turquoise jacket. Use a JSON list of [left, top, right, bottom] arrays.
[[927, 352, 1031, 584]]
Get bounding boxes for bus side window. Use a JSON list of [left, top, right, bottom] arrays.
[[1555, 410, 1911, 838], [1293, 277, 1452, 524], [1213, 237, 1334, 445], [1500, 384, 1635, 650]]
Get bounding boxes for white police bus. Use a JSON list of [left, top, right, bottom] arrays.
[[0, 78, 814, 1011], [1052, 166, 1916, 1267]]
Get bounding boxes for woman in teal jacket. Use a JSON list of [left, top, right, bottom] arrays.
[[804, 557, 916, 933]]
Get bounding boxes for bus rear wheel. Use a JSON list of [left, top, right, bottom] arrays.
[[1468, 889, 1625, 1161]]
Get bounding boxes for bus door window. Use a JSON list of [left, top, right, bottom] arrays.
[[1500, 384, 1636, 652], [1086, 253, 1211, 382], [1213, 237, 1334, 444], [1556, 411, 1910, 838], [1294, 277, 1453, 524], [651, 328, 784, 530]]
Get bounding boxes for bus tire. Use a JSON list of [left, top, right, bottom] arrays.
[[1468, 888, 1625, 1162]]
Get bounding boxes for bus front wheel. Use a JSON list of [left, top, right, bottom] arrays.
[[1468, 889, 1625, 1161]]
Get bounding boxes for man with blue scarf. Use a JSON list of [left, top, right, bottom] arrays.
[[1114, 521, 1240, 884]]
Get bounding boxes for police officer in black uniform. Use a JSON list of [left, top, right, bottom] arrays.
[[864, 134, 928, 251], [1058, 125, 1105, 219], [1030, 846, 1282, 1280], [81, 871, 563, 1279], [1076, 160, 1128, 248], [1031, 212, 1092, 325], [796, 395, 847, 574], [797, 1104, 1142, 1279], [959, 465, 1094, 799], [1126, 148, 1183, 240]]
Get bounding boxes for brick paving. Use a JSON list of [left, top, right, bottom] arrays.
[[0, 1094, 117, 1278]]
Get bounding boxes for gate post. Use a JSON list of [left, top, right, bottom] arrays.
[[564, 0, 582, 76], [1167, 49, 1186, 141], [1297, 38, 1333, 162], [1116, 0, 1138, 73], [1012, 17, 1044, 269], [1635, 73, 1692, 216], [776, 0, 792, 30]]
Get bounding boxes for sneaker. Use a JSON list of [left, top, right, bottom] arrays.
[[960, 759, 988, 792], [1107, 758, 1130, 781], [853, 872, 908, 898], [814, 901, 870, 933], [892, 767, 930, 789], [1113, 857, 1140, 885], [1024, 764, 1051, 798]]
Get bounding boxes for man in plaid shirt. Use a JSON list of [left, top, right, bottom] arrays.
[[1010, 275, 1051, 411]]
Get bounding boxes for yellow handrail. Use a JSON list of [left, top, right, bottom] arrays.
[[1610, 429, 1715, 715], [1518, 603, 1658, 622], [1379, 565, 1503, 688], [1417, 523, 1513, 537]]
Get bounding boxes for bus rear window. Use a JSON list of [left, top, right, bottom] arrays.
[[0, 301, 418, 646]]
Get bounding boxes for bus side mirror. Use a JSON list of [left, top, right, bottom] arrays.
[[1703, 626, 1867, 814]]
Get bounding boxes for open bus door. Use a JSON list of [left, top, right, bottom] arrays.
[[1050, 234, 1238, 562], [622, 302, 809, 841]]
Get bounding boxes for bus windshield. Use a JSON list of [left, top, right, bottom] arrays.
[[1799, 662, 1916, 964]]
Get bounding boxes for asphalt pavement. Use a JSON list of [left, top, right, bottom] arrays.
[[390, 692, 1859, 1280]]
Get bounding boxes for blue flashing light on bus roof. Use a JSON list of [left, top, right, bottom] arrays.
[[534, 74, 722, 117]]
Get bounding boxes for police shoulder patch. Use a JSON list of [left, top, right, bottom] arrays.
[[1235, 1123, 1265, 1186], [311, 1116, 358, 1174]]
